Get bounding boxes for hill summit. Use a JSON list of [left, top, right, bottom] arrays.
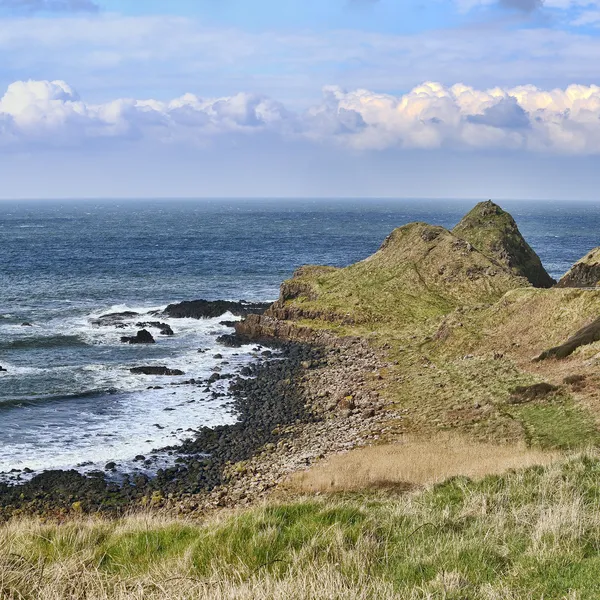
[[452, 200, 555, 288]]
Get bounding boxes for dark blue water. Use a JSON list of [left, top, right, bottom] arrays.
[[0, 198, 598, 473]]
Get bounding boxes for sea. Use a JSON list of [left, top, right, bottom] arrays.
[[1, 198, 598, 477]]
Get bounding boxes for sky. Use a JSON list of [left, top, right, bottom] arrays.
[[1, 0, 600, 199]]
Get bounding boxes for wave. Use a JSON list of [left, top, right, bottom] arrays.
[[0, 388, 120, 409], [0, 334, 88, 351]]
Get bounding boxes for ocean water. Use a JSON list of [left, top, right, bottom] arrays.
[[1, 198, 599, 475]]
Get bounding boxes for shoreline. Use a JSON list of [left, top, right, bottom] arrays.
[[0, 325, 386, 518]]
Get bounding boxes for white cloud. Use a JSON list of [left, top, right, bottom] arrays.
[[4, 78, 600, 154]]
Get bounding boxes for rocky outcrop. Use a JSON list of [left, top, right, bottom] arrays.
[[121, 330, 155, 344], [452, 200, 555, 288], [0, 366, 6, 372], [130, 366, 185, 376], [556, 247, 600, 288], [534, 317, 600, 361], [163, 300, 271, 320]]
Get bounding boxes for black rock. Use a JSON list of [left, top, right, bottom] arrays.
[[105, 462, 117, 471], [92, 311, 139, 327], [163, 299, 271, 320], [0, 366, 6, 373], [216, 334, 243, 348], [131, 366, 185, 376], [121, 330, 155, 344], [135, 321, 175, 336], [21, 322, 33, 327], [213, 354, 223, 359]]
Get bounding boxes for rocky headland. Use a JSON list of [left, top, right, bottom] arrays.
[[3, 200, 600, 519]]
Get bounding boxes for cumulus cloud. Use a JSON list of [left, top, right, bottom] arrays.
[[0, 0, 98, 12], [4, 79, 600, 154]]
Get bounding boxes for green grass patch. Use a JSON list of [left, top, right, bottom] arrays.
[[509, 400, 600, 450]]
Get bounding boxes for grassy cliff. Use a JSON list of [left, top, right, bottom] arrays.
[[267, 221, 527, 333]]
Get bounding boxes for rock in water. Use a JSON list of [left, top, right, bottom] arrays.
[[0, 366, 6, 372], [163, 300, 271, 319], [121, 329, 155, 344], [130, 366, 185, 376], [135, 321, 175, 336], [452, 200, 555, 288], [556, 247, 600, 288]]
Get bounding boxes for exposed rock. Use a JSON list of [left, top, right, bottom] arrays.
[[130, 366, 185, 376], [163, 300, 271, 320], [92, 312, 139, 327], [557, 247, 600, 288], [507, 382, 559, 404], [21, 322, 33, 327], [135, 321, 174, 336], [216, 334, 244, 348], [564, 374, 587, 390], [534, 317, 600, 361], [0, 366, 6, 372], [120, 329, 155, 344], [452, 200, 555, 288]]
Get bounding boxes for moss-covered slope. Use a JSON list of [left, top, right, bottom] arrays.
[[452, 200, 555, 288], [557, 247, 600, 288]]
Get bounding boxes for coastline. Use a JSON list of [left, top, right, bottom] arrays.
[[0, 314, 390, 519]]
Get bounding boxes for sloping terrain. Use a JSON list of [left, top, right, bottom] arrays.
[[238, 203, 600, 452], [263, 221, 528, 333]]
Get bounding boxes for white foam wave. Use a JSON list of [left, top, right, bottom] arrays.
[[0, 301, 267, 474]]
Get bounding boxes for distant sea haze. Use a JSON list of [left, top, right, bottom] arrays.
[[0, 198, 598, 474]]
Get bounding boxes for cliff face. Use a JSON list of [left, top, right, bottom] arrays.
[[452, 201, 555, 289], [557, 248, 600, 288]]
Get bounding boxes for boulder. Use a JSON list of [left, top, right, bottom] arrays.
[[556, 247, 600, 288], [121, 330, 155, 344], [0, 366, 6, 372], [452, 200, 555, 288], [130, 366, 185, 376]]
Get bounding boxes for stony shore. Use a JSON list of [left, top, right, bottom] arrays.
[[0, 318, 391, 518]]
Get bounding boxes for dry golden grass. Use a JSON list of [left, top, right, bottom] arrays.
[[287, 434, 558, 493]]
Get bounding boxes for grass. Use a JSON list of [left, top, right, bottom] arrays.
[[4, 453, 600, 598], [286, 434, 558, 493], [507, 402, 600, 450], [274, 221, 526, 331]]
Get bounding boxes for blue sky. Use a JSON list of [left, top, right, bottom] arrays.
[[0, 0, 600, 199]]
